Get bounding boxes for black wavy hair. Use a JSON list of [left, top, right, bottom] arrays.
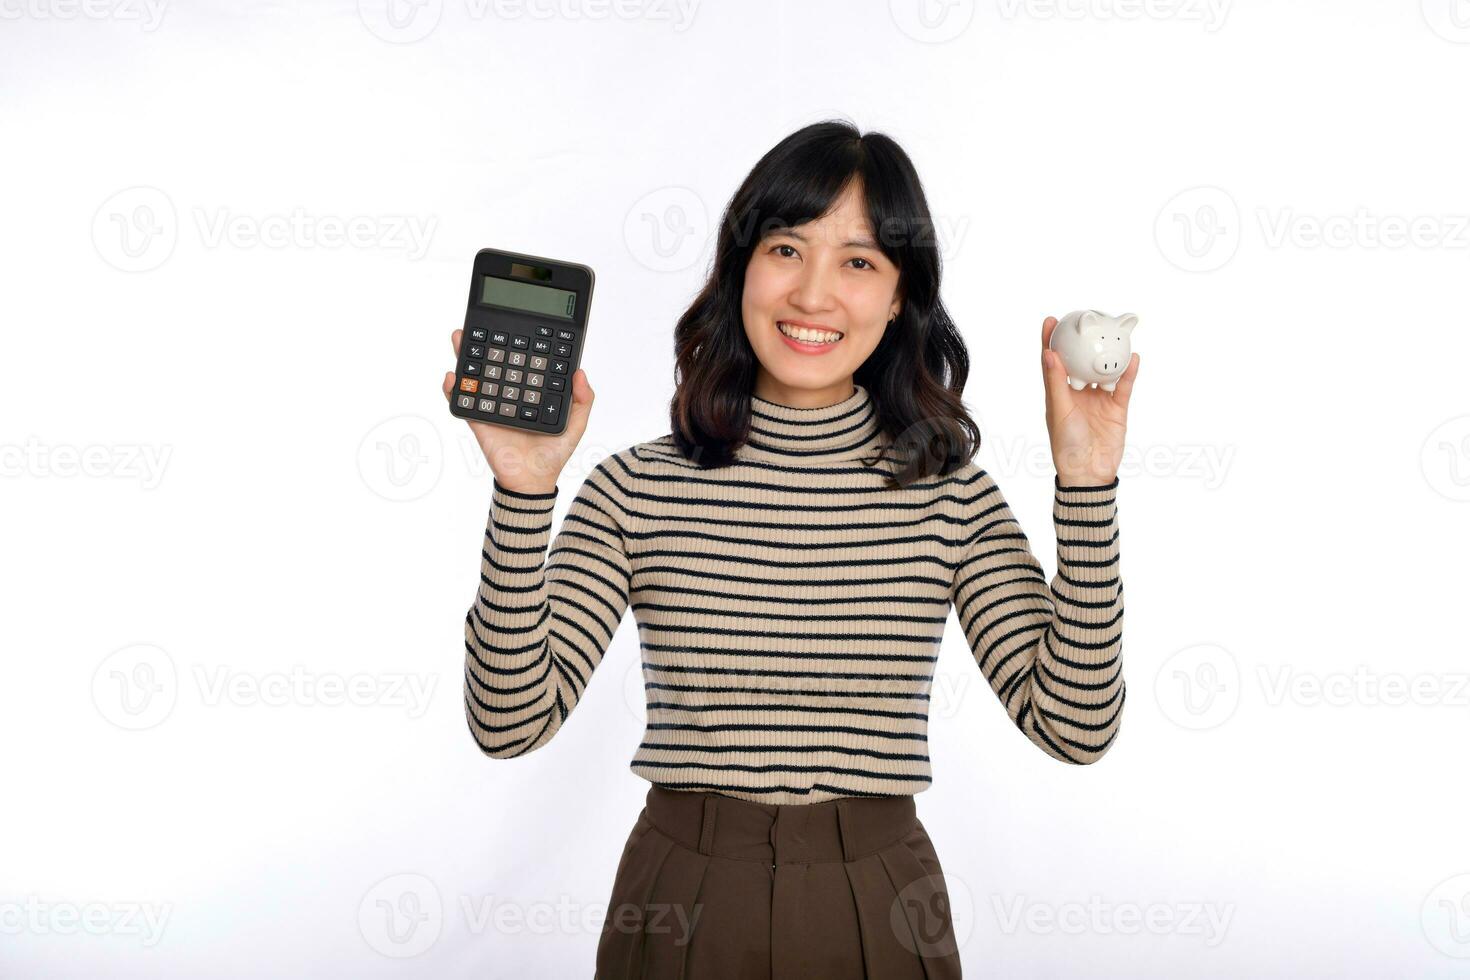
[[667, 118, 979, 488]]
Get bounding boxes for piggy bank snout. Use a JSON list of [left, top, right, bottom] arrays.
[[1092, 351, 1128, 376]]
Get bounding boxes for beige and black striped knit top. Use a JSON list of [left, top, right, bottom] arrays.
[[464, 383, 1125, 805]]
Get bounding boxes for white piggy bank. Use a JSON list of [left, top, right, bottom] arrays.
[[1048, 310, 1139, 391]]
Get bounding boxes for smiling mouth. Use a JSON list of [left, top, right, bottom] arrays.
[[776, 321, 844, 345]]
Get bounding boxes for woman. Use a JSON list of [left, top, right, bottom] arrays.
[[446, 120, 1138, 979]]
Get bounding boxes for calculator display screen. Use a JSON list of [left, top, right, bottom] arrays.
[[479, 275, 576, 319]]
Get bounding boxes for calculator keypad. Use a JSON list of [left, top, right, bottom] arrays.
[[458, 324, 572, 428]]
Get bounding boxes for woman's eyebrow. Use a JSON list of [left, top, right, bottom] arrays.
[[769, 228, 881, 249]]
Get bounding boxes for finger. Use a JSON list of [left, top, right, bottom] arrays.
[[450, 328, 462, 358], [1041, 340, 1073, 420], [1111, 353, 1140, 411], [1040, 315, 1058, 351], [561, 369, 595, 443], [443, 371, 455, 402]]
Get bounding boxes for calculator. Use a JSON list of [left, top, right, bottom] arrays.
[[449, 247, 595, 435]]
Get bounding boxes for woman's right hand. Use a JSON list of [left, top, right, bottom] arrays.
[[442, 328, 596, 495]]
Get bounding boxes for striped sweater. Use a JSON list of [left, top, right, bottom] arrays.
[[463, 383, 1125, 805]]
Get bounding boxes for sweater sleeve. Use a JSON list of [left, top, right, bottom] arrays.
[[463, 457, 635, 759], [949, 470, 1125, 764]]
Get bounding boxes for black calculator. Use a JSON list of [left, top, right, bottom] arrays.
[[449, 247, 594, 435]]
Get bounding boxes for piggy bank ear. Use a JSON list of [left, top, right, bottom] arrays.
[[1078, 310, 1102, 332], [1116, 313, 1139, 335]]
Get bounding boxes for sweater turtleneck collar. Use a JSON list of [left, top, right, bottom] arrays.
[[739, 383, 885, 463]]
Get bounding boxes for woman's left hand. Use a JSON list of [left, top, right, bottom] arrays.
[[1040, 315, 1139, 486]]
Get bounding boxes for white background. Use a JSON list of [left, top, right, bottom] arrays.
[[3, 0, 1470, 976]]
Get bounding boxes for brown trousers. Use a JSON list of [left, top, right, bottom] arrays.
[[595, 783, 963, 979]]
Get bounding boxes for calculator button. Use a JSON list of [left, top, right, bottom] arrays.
[[519, 406, 539, 421], [467, 344, 485, 359], [550, 359, 568, 374], [505, 369, 522, 384], [463, 361, 481, 375], [547, 376, 566, 393], [455, 394, 475, 410], [553, 343, 571, 357], [481, 382, 499, 397], [474, 397, 492, 412], [469, 327, 489, 343], [458, 378, 479, 393], [487, 349, 505, 363], [532, 339, 551, 354], [501, 386, 520, 401], [530, 356, 547, 371], [497, 402, 516, 417], [526, 373, 543, 388], [541, 394, 563, 422], [523, 389, 540, 405], [490, 331, 508, 345], [536, 326, 553, 337], [508, 352, 526, 367], [556, 329, 575, 341], [484, 364, 502, 380], [510, 335, 529, 349]]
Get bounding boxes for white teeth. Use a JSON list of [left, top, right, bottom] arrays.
[[777, 321, 843, 344]]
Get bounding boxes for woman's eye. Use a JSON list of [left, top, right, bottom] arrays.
[[850, 257, 872, 270], [772, 244, 797, 257]]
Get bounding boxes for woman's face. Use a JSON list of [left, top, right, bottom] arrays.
[[741, 181, 902, 404]]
